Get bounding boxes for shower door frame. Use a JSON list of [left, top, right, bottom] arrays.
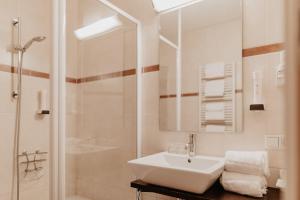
[[51, 0, 143, 200]]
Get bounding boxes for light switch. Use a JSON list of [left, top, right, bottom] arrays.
[[265, 135, 279, 150]]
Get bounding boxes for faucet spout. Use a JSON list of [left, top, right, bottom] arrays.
[[186, 133, 196, 158]]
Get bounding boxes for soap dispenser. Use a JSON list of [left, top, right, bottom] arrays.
[[250, 70, 265, 111], [276, 51, 285, 86]]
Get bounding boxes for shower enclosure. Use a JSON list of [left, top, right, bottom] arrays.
[[0, 0, 142, 199], [63, 0, 141, 199]]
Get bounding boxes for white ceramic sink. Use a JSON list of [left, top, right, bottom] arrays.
[[128, 152, 224, 194]]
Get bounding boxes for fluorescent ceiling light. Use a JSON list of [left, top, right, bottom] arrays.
[[152, 0, 198, 12], [74, 15, 122, 40]]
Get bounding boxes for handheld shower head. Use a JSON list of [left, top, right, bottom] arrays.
[[22, 36, 46, 51]]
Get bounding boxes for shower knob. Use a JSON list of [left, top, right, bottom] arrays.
[[12, 91, 19, 98]]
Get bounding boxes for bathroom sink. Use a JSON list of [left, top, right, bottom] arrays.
[[128, 152, 224, 194]]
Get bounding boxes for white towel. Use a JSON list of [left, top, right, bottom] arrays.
[[220, 171, 267, 198], [204, 80, 224, 97], [205, 102, 225, 111], [225, 151, 270, 177], [205, 102, 225, 121], [205, 111, 225, 121], [205, 62, 225, 78], [206, 125, 225, 132]]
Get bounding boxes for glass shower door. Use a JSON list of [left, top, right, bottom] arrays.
[[65, 0, 138, 199]]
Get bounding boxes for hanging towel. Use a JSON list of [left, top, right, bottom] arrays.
[[205, 62, 225, 78], [205, 102, 225, 121], [206, 125, 225, 132], [205, 102, 225, 111], [204, 80, 224, 97], [205, 111, 225, 121], [220, 171, 267, 198], [225, 151, 270, 177]]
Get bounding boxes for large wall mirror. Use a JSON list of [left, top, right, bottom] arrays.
[[159, 0, 243, 133]]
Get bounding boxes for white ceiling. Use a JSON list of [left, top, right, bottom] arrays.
[[182, 0, 242, 32], [160, 0, 242, 37]]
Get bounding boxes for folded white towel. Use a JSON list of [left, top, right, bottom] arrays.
[[220, 171, 267, 198], [205, 125, 225, 132], [205, 102, 225, 111], [225, 151, 270, 177], [204, 102, 225, 121], [205, 111, 225, 121], [205, 62, 225, 78], [204, 80, 224, 97]]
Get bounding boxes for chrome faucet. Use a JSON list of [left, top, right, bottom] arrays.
[[186, 133, 196, 157]]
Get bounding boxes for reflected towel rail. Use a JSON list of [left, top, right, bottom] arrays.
[[199, 62, 236, 133]]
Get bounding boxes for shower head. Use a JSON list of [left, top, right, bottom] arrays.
[[22, 36, 46, 51]]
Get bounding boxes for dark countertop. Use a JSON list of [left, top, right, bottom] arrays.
[[131, 180, 281, 200]]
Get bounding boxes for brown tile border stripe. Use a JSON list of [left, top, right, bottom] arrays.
[[160, 92, 199, 99], [242, 43, 285, 57], [75, 65, 159, 83], [181, 92, 199, 97], [0, 64, 159, 84], [77, 69, 136, 83], [142, 65, 160, 73], [0, 64, 50, 79], [160, 90, 243, 99], [66, 77, 78, 83], [160, 94, 177, 99], [0, 64, 14, 73], [0, 42, 284, 82]]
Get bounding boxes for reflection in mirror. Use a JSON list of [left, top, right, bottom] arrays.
[[159, 42, 178, 131], [159, 0, 243, 133], [159, 11, 179, 46]]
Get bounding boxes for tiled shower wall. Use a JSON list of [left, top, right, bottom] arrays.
[[0, 0, 52, 199]]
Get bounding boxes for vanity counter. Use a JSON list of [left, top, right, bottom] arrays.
[[131, 180, 280, 200]]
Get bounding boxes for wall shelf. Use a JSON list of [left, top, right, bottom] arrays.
[[131, 180, 280, 200]]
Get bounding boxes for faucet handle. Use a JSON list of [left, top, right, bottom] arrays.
[[185, 143, 189, 150], [188, 133, 196, 143]]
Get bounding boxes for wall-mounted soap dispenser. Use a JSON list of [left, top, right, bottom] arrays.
[[250, 70, 264, 111], [37, 90, 50, 115], [276, 51, 285, 86]]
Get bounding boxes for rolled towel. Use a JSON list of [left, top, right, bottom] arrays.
[[220, 171, 267, 198], [225, 151, 270, 177]]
